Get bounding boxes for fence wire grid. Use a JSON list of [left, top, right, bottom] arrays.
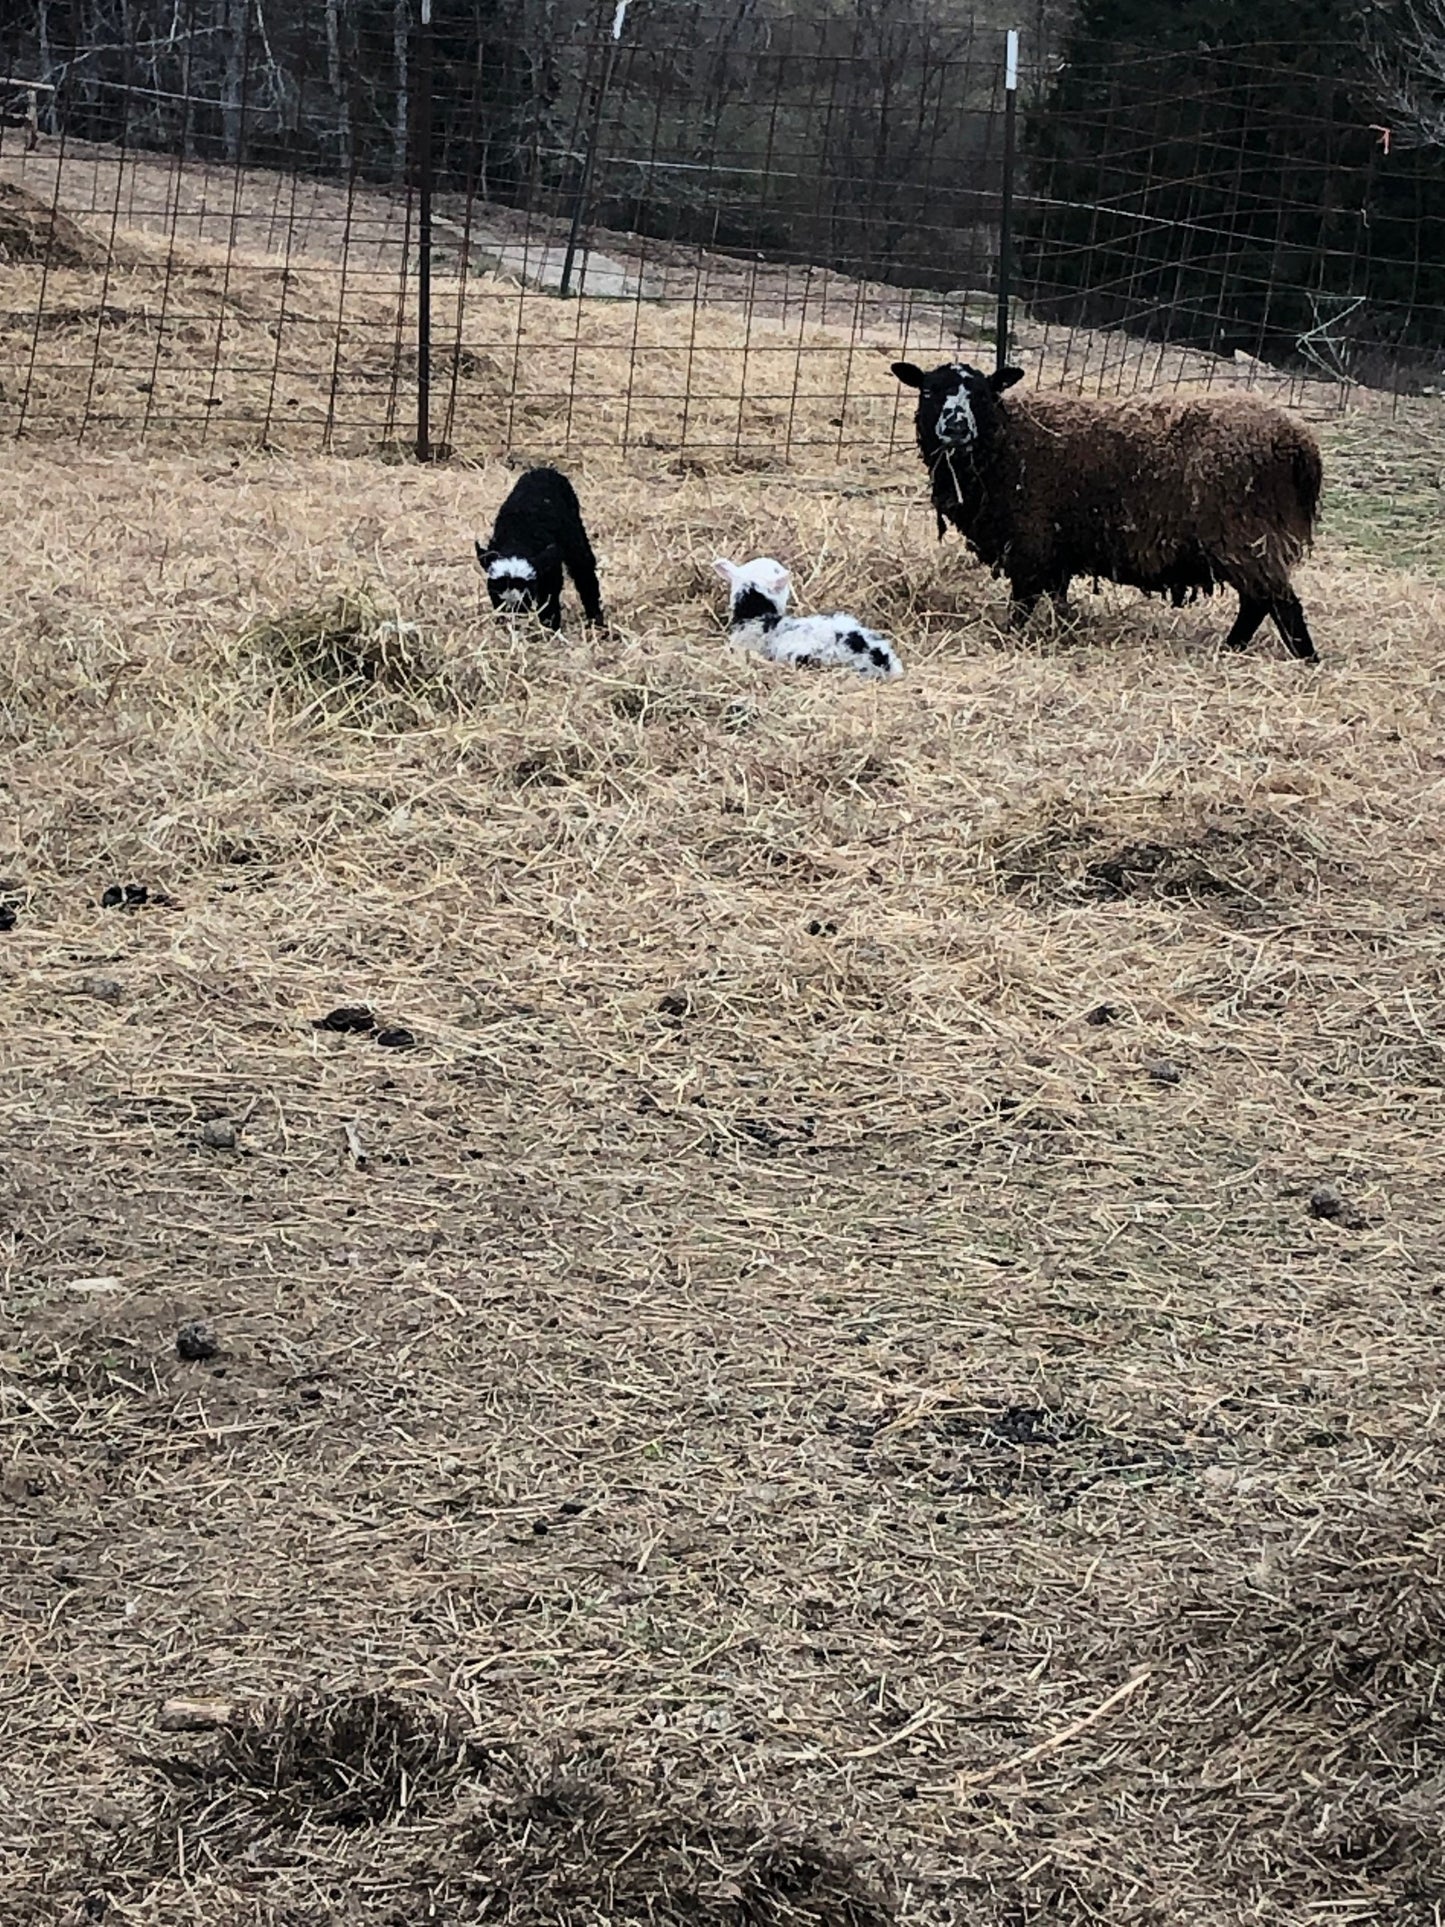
[[1, 3, 1442, 462]]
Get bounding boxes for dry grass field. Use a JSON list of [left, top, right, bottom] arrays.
[[1, 135, 1381, 463], [4, 159, 1445, 1927]]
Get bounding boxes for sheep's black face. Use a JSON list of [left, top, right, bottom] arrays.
[[892, 360, 1024, 451]]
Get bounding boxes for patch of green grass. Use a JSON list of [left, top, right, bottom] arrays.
[[1320, 411, 1445, 577]]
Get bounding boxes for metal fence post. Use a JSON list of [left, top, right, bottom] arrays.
[[415, 0, 434, 462], [996, 27, 1019, 375], [559, 0, 629, 299]]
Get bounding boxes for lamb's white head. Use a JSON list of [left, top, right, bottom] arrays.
[[713, 556, 793, 625]]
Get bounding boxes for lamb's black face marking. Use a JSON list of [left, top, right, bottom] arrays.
[[868, 644, 891, 669], [486, 564, 538, 615], [730, 584, 784, 629], [478, 542, 545, 615]]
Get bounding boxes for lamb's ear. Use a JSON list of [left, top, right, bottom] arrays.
[[990, 366, 1025, 393], [891, 362, 925, 389], [712, 557, 740, 585], [475, 542, 495, 571]]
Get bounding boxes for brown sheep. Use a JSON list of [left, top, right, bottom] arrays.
[[892, 361, 1323, 660]]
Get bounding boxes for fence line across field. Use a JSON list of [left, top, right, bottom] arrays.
[[0, 14, 1440, 459]]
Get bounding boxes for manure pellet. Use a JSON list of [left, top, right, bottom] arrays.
[[314, 1005, 377, 1033], [176, 1321, 219, 1362]]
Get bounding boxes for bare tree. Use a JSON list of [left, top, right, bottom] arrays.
[[34, 0, 57, 133], [324, 0, 351, 166], [218, 0, 248, 162], [393, 0, 410, 183], [1368, 0, 1445, 148]]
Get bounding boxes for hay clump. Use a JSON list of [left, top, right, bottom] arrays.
[[1138, 1504, 1445, 1919], [992, 794, 1333, 909], [143, 1698, 892, 1927], [154, 1687, 489, 1856], [454, 1743, 894, 1927], [244, 590, 433, 697], [0, 181, 109, 268]]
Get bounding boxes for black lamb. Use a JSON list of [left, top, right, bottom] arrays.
[[475, 466, 604, 632]]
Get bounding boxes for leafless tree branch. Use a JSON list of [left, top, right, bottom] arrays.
[[1366, 0, 1445, 149]]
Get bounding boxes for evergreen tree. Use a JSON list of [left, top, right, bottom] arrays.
[[1019, 0, 1445, 382]]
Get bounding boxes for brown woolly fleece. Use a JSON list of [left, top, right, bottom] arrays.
[[958, 390, 1322, 605]]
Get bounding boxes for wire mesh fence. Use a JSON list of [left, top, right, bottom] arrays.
[[1, 4, 1441, 462]]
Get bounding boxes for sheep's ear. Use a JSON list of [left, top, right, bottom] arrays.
[[756, 560, 791, 600], [891, 362, 925, 388], [475, 542, 495, 570], [712, 557, 740, 585], [990, 366, 1025, 393]]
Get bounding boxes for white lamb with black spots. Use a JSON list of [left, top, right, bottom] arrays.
[[713, 558, 903, 681]]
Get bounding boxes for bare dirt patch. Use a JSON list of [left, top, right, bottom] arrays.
[[991, 796, 1345, 919]]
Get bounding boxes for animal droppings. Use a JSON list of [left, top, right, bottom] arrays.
[[981, 1404, 1070, 1447], [1145, 1060, 1183, 1084], [1085, 1003, 1120, 1025], [657, 992, 689, 1016], [1308, 1182, 1366, 1227], [314, 1006, 377, 1034], [0, 903, 15, 931], [100, 883, 149, 910], [79, 975, 123, 1002], [176, 1321, 220, 1362], [375, 1027, 416, 1049], [201, 1117, 238, 1150]]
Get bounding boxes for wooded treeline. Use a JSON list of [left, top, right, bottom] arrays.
[[3, 1, 1442, 381], [0, 0, 1043, 286], [1022, 0, 1445, 380], [3, 0, 575, 192]]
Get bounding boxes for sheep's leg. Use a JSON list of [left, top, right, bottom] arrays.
[[1008, 584, 1041, 631], [1223, 593, 1270, 651], [1268, 592, 1318, 663], [540, 595, 563, 633], [570, 554, 606, 627], [1049, 578, 1073, 621]]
